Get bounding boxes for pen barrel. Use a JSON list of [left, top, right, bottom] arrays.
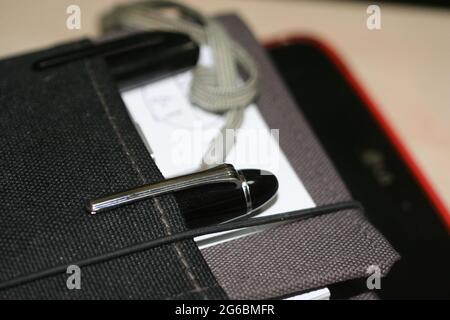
[[174, 183, 247, 229]]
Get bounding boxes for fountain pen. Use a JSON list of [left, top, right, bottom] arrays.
[[87, 164, 278, 229]]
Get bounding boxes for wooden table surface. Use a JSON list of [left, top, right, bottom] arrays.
[[1, 0, 449, 219]]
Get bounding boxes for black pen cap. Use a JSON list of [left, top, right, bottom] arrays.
[[175, 169, 278, 229], [240, 169, 279, 211]]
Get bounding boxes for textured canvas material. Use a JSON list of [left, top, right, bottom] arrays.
[[0, 40, 226, 299], [200, 16, 399, 299], [349, 292, 379, 300]]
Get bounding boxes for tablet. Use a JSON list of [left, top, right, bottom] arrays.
[[268, 37, 450, 299]]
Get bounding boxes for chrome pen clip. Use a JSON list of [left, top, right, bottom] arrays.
[[87, 164, 242, 214]]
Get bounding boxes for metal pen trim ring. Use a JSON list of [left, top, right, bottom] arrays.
[[237, 170, 253, 213]]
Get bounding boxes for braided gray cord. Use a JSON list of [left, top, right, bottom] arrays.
[[102, 1, 259, 168]]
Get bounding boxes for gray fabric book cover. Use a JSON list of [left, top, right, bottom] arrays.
[[200, 15, 400, 299]]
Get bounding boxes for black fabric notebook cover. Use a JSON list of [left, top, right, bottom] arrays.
[[0, 40, 226, 299]]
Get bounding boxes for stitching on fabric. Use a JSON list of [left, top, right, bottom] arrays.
[[152, 197, 204, 294], [84, 60, 145, 181], [0, 202, 356, 294], [84, 59, 206, 299]]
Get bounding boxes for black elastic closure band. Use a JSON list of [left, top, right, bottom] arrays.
[[0, 201, 361, 291]]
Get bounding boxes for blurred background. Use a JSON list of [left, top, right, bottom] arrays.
[[1, 0, 449, 216]]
